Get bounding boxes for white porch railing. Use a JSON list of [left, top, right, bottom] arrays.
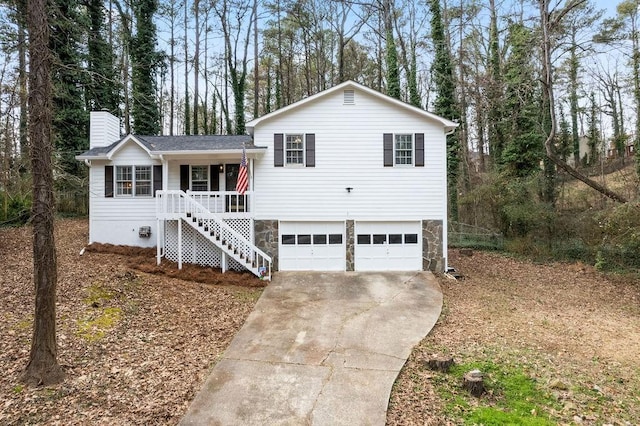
[[186, 190, 252, 216], [156, 190, 252, 218], [155, 190, 271, 280]]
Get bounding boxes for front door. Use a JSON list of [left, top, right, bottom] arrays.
[[224, 164, 245, 212], [225, 164, 239, 191]]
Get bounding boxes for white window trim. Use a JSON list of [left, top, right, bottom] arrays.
[[285, 133, 305, 167], [394, 133, 414, 167], [190, 165, 209, 191], [115, 165, 154, 198]]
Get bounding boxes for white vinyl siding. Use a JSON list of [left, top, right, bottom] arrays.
[[251, 87, 447, 223], [88, 142, 159, 247]]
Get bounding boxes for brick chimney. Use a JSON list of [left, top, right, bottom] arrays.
[[89, 111, 121, 149]]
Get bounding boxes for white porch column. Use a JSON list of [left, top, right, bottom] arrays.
[[178, 219, 183, 270], [249, 157, 254, 216], [162, 157, 169, 191], [156, 219, 161, 265], [221, 252, 227, 273]]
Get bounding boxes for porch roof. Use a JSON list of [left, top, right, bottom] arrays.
[[77, 134, 266, 160]]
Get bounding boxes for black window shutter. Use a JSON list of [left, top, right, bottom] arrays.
[[104, 165, 114, 198], [153, 165, 163, 196], [383, 133, 393, 167], [305, 134, 315, 167], [274, 133, 284, 167], [180, 164, 189, 191], [210, 165, 220, 191], [415, 133, 425, 167]]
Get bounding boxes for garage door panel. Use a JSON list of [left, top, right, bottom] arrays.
[[355, 221, 421, 272], [279, 221, 345, 271]]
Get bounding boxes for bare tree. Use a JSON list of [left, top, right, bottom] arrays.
[[540, 0, 627, 203], [21, 0, 64, 386]]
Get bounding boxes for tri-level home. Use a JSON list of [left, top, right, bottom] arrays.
[[77, 81, 457, 280]]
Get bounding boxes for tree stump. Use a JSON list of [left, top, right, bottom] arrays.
[[460, 248, 474, 257], [425, 356, 455, 373], [463, 369, 485, 397]]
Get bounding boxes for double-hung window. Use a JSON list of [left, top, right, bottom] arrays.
[[395, 134, 413, 165], [116, 166, 133, 196], [285, 134, 304, 165], [135, 166, 152, 196], [115, 165, 152, 196], [191, 165, 209, 191]]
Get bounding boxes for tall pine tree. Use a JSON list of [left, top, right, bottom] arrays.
[[50, 0, 89, 175], [87, 0, 119, 114], [131, 0, 160, 135], [429, 0, 460, 221], [500, 23, 543, 178], [385, 28, 400, 100]]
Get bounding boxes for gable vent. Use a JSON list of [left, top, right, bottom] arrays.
[[344, 89, 355, 105]]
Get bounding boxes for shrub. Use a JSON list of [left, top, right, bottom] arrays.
[[0, 190, 31, 226]]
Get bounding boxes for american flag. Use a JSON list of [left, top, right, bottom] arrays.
[[236, 145, 248, 195]]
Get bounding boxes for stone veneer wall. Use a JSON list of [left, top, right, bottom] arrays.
[[254, 220, 279, 271], [345, 220, 354, 271], [422, 219, 444, 273]]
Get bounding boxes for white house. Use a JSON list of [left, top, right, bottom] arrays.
[[77, 81, 457, 280]]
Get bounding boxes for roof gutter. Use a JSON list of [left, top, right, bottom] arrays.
[[151, 147, 267, 156]]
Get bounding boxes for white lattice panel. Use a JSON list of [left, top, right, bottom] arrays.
[[224, 219, 251, 271], [164, 219, 252, 271]]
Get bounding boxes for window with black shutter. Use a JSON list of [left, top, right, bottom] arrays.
[[104, 165, 114, 198], [415, 133, 424, 167], [305, 134, 315, 167], [274, 134, 284, 167]]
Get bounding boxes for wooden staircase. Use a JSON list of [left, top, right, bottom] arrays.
[[158, 190, 271, 280]]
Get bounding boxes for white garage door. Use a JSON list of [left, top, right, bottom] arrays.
[[355, 221, 422, 271], [279, 221, 345, 271]]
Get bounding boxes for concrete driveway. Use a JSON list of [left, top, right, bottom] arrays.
[[180, 271, 443, 426]]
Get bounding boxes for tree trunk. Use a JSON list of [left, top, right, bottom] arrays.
[[539, 0, 627, 204], [253, 0, 259, 118], [184, 0, 190, 135], [425, 356, 455, 373], [17, 0, 28, 160], [463, 370, 485, 397], [193, 0, 200, 135], [22, 0, 64, 387]]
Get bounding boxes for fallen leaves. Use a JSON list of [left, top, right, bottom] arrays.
[[1, 218, 262, 425], [388, 249, 640, 425]]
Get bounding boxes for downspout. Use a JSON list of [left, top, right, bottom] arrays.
[[443, 127, 455, 271], [84, 159, 92, 244], [157, 154, 168, 264]]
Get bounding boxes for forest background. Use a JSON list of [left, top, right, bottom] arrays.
[[0, 0, 639, 271]]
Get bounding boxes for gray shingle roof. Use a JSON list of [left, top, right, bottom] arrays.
[[78, 134, 262, 158]]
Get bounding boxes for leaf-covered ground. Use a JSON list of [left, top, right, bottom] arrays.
[[2, 219, 639, 424], [387, 249, 640, 425], [1, 219, 263, 425]]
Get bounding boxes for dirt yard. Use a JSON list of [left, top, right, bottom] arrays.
[[2, 219, 639, 425], [1, 218, 264, 425], [387, 250, 640, 425]]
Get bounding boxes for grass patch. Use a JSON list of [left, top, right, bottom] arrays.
[[16, 316, 32, 330], [76, 307, 122, 342], [232, 288, 262, 303], [435, 360, 559, 425], [84, 282, 115, 306]]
